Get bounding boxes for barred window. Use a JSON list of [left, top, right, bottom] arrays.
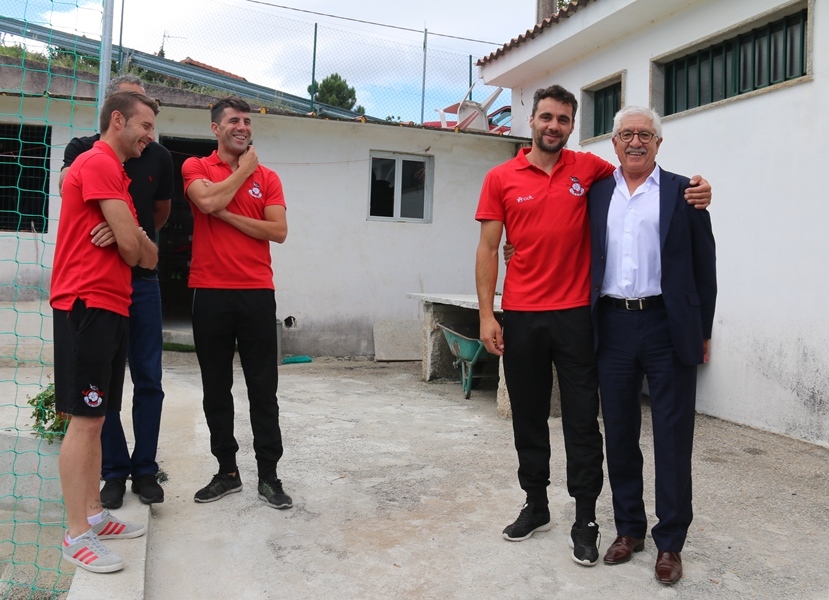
[[0, 124, 51, 233], [593, 82, 622, 137], [664, 9, 807, 116]]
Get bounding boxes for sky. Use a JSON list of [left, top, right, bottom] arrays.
[[5, 0, 538, 121]]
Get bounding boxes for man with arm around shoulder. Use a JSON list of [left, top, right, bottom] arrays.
[[475, 85, 712, 567], [588, 106, 717, 584]]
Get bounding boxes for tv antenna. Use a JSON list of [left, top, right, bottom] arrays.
[[160, 30, 186, 55]]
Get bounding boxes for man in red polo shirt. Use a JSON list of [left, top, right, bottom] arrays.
[[475, 85, 710, 567], [60, 74, 173, 511], [52, 91, 159, 573], [181, 97, 291, 510]]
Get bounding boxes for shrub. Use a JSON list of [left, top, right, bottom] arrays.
[[27, 382, 69, 443]]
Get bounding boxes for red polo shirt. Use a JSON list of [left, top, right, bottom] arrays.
[[182, 151, 286, 289], [50, 141, 137, 317], [476, 147, 614, 311]]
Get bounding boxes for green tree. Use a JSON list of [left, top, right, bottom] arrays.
[[308, 73, 360, 112]]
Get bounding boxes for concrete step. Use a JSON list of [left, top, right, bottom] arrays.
[[161, 320, 194, 347], [66, 494, 151, 600]]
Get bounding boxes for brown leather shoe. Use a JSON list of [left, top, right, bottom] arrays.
[[655, 551, 682, 584], [603, 535, 645, 564]]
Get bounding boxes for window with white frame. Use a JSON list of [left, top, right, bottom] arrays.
[[662, 8, 807, 116], [368, 151, 433, 222]]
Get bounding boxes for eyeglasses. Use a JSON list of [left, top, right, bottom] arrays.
[[616, 130, 657, 143]]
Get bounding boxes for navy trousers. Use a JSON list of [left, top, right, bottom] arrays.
[[597, 303, 697, 552], [101, 276, 165, 480]]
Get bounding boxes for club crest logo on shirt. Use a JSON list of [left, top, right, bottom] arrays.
[[248, 182, 263, 199], [83, 385, 103, 408], [569, 176, 585, 197]]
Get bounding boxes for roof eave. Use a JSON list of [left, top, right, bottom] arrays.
[[478, 0, 699, 89]]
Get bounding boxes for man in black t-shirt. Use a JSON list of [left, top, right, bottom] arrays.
[[59, 74, 174, 509]]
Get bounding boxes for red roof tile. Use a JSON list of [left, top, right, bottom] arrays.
[[180, 57, 248, 81], [477, 0, 598, 66]]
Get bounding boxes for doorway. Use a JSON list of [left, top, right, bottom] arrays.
[[158, 136, 217, 320]]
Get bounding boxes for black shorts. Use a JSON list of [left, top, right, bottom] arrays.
[[53, 298, 128, 416]]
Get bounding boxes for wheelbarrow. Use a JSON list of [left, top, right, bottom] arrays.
[[436, 323, 498, 399]]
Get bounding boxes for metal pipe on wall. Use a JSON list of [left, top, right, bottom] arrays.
[[96, 0, 115, 126]]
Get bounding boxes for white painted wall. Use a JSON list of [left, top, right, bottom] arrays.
[[1, 97, 521, 356], [223, 114, 520, 356], [482, 0, 829, 445]]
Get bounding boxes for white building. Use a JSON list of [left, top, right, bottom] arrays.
[[480, 0, 829, 445], [0, 67, 522, 359]]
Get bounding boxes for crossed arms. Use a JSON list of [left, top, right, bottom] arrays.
[[185, 147, 287, 243], [59, 167, 157, 269], [98, 200, 158, 269]]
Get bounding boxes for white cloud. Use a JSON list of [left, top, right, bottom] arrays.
[[9, 0, 533, 120]]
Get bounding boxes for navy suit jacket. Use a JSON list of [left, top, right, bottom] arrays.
[[588, 169, 717, 366]]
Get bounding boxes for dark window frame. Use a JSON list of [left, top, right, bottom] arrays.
[[0, 123, 51, 233], [664, 9, 807, 116]]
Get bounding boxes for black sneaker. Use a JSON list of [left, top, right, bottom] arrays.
[[502, 503, 551, 541], [258, 477, 293, 509], [100, 478, 126, 509], [194, 472, 242, 503], [131, 473, 165, 504], [570, 521, 601, 566]]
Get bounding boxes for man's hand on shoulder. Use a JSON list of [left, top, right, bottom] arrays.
[[503, 242, 515, 265], [685, 175, 712, 209]]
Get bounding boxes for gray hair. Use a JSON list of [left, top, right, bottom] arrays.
[[104, 74, 144, 97], [612, 106, 663, 139]]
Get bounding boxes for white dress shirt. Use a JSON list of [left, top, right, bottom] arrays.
[[601, 165, 662, 299]]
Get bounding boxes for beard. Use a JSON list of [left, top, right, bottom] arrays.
[[534, 129, 567, 154]]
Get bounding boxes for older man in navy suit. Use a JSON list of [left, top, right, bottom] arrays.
[[588, 106, 716, 584]]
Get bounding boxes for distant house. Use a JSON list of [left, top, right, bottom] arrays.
[[0, 48, 523, 359], [180, 57, 248, 81], [479, 0, 829, 446]]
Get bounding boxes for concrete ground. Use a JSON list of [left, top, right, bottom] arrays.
[[13, 351, 829, 599]]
